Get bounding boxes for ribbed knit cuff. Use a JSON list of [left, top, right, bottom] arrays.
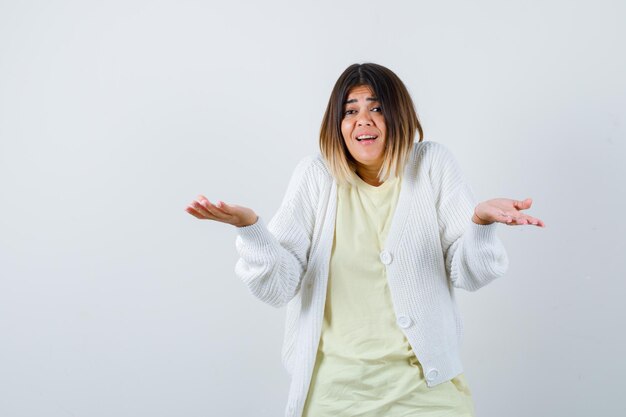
[[236, 216, 274, 247], [467, 221, 508, 278], [468, 221, 499, 241]]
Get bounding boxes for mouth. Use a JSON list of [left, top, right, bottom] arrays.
[[356, 134, 378, 142]]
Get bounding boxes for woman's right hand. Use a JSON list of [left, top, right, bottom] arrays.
[[185, 195, 258, 228]]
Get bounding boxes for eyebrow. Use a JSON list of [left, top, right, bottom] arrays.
[[344, 97, 379, 104]]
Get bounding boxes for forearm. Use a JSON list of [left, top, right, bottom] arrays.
[[235, 216, 308, 307], [447, 221, 509, 291]]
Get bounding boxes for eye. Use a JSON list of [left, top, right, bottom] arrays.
[[371, 106, 382, 112], [344, 109, 356, 116]]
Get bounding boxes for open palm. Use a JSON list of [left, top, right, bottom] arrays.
[[473, 198, 545, 227], [185, 195, 258, 228]]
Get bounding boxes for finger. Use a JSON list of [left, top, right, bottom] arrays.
[[186, 206, 214, 220], [496, 212, 515, 224], [500, 213, 527, 226], [199, 199, 232, 220], [198, 195, 227, 214], [524, 215, 538, 225], [523, 215, 546, 227], [214, 201, 242, 216], [505, 218, 525, 226], [192, 200, 216, 218], [515, 217, 528, 225], [213, 200, 231, 214], [196, 196, 227, 215]]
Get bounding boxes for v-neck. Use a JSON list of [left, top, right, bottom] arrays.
[[379, 150, 418, 253], [352, 171, 399, 193], [333, 147, 419, 255]]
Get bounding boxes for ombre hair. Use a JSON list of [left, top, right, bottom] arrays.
[[319, 63, 423, 186]]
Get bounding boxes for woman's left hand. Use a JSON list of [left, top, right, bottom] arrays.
[[472, 198, 545, 227]]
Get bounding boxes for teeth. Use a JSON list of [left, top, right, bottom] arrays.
[[357, 135, 377, 140]]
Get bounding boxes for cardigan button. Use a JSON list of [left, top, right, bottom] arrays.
[[396, 315, 412, 328], [425, 368, 439, 381], [379, 250, 392, 265]]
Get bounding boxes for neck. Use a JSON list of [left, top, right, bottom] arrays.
[[355, 164, 383, 187]]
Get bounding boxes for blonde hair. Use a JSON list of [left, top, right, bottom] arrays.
[[319, 63, 423, 186]]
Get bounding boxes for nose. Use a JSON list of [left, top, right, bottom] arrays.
[[357, 112, 373, 126]]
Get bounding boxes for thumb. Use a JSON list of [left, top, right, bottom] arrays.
[[514, 198, 532, 210], [215, 200, 232, 211], [218, 201, 244, 213]]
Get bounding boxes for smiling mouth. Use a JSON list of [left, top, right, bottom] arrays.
[[356, 135, 378, 141]]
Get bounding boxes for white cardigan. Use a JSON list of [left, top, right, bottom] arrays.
[[234, 141, 509, 417]]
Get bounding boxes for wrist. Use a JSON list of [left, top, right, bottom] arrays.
[[472, 213, 493, 225], [236, 215, 259, 228]]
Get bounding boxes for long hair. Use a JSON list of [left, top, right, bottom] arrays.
[[319, 63, 423, 185]]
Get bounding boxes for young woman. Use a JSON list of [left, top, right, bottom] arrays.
[[186, 63, 544, 417]]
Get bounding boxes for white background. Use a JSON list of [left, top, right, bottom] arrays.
[[1, 1, 625, 416]]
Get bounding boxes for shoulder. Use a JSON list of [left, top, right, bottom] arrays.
[[407, 141, 467, 196], [410, 140, 457, 167], [281, 153, 332, 205], [294, 153, 331, 175], [290, 153, 332, 184]]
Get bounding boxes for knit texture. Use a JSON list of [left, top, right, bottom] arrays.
[[234, 141, 508, 417]]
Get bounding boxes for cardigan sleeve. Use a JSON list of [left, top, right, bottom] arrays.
[[234, 156, 318, 307], [429, 142, 509, 291]]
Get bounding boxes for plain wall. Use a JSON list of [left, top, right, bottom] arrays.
[[1, 1, 625, 416]]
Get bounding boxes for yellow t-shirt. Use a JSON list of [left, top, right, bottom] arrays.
[[302, 173, 475, 417]]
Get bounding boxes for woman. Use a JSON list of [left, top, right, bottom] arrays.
[[186, 63, 544, 417]]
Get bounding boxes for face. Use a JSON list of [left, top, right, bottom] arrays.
[[341, 85, 387, 174]]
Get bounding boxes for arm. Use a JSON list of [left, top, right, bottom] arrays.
[[429, 143, 509, 291], [233, 157, 317, 307]]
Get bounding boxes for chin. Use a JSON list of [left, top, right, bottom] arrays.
[[355, 156, 384, 168]]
